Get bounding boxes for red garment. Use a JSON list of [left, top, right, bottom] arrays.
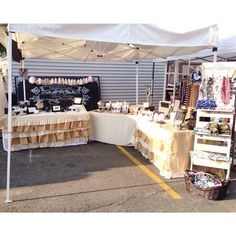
[[221, 77, 231, 104]]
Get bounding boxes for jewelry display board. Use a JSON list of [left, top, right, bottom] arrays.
[[15, 76, 100, 111]]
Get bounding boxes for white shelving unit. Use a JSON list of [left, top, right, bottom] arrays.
[[163, 60, 181, 101], [190, 109, 234, 179], [163, 60, 202, 102], [233, 117, 236, 166]]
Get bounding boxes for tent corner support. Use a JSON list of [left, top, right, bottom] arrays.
[[6, 26, 13, 203]]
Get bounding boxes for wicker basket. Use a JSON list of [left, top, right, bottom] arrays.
[[184, 170, 230, 200]]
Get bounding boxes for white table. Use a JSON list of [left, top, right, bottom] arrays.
[[89, 111, 138, 146], [2, 111, 90, 151]]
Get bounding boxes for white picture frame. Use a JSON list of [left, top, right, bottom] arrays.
[[74, 97, 82, 104], [27, 107, 36, 114], [52, 105, 61, 112]]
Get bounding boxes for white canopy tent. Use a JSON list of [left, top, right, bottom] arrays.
[[154, 34, 236, 63], [8, 24, 219, 61], [4, 23, 218, 202]]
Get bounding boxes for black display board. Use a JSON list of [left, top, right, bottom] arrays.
[[15, 76, 100, 111]]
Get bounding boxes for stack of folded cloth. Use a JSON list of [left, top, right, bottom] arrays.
[[196, 99, 217, 110]]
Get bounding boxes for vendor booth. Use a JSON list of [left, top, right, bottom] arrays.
[[2, 24, 219, 202]]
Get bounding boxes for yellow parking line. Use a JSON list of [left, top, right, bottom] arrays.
[[116, 145, 182, 200]]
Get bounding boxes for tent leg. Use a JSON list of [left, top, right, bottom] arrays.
[[163, 62, 167, 101], [173, 60, 179, 103], [188, 59, 191, 77], [213, 47, 218, 63], [6, 27, 13, 203], [23, 76, 26, 102], [151, 62, 155, 106], [136, 61, 139, 105], [29, 149, 32, 163], [21, 59, 27, 102]]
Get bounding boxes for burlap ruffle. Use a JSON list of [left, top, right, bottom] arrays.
[[9, 128, 90, 146], [10, 120, 90, 133], [134, 127, 194, 178]]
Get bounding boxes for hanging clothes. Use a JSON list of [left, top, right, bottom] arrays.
[[191, 70, 202, 84], [183, 84, 190, 106], [199, 77, 207, 100], [206, 77, 215, 100], [199, 76, 215, 100], [180, 78, 190, 106], [221, 76, 231, 104], [188, 84, 200, 107]]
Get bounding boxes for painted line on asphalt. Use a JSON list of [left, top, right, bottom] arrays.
[[116, 145, 182, 200]]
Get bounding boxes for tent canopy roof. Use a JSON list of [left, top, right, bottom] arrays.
[[4, 24, 218, 61], [155, 34, 236, 63]]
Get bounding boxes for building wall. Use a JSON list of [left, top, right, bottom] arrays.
[[12, 59, 165, 110]]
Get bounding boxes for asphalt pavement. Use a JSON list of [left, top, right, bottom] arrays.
[[0, 141, 236, 212]]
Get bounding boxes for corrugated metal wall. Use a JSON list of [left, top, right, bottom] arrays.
[[12, 59, 165, 110]]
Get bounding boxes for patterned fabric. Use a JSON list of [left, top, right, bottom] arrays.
[[199, 75, 234, 110], [193, 127, 211, 135], [180, 80, 189, 105], [188, 84, 200, 107], [180, 80, 200, 108], [221, 77, 231, 104], [206, 77, 215, 99], [183, 85, 191, 106], [196, 99, 217, 109], [199, 77, 215, 100], [191, 150, 229, 162]]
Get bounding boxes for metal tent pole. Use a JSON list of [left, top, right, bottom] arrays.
[[21, 60, 26, 102], [6, 26, 12, 203], [173, 60, 179, 103], [151, 62, 155, 105], [188, 59, 191, 77], [163, 62, 168, 101], [135, 61, 139, 105], [213, 47, 218, 63]]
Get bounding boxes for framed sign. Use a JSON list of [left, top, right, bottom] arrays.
[[52, 105, 61, 112], [74, 97, 82, 104], [27, 107, 36, 114]]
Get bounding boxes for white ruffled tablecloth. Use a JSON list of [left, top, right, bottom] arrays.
[[134, 120, 194, 179], [2, 111, 90, 151]]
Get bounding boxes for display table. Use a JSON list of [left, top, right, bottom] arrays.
[[89, 111, 137, 146], [2, 109, 194, 179], [134, 121, 194, 179], [2, 111, 90, 151]]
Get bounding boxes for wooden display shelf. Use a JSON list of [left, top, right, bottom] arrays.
[[197, 109, 234, 113], [191, 156, 232, 170], [190, 109, 234, 179], [194, 132, 231, 138]]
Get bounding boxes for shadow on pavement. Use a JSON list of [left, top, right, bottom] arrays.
[[0, 141, 137, 189], [13, 182, 157, 203]]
